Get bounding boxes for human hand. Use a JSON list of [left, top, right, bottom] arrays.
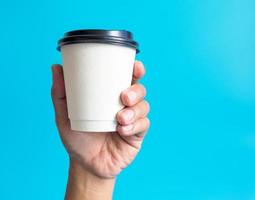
[[51, 61, 150, 199]]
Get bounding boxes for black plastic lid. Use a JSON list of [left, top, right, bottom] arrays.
[[57, 29, 140, 53]]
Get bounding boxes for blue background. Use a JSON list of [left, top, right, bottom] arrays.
[[0, 0, 255, 199]]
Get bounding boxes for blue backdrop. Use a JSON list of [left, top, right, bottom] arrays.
[[0, 0, 255, 199]]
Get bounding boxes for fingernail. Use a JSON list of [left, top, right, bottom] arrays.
[[127, 91, 137, 103], [122, 124, 133, 132], [52, 65, 62, 74], [122, 109, 134, 123]]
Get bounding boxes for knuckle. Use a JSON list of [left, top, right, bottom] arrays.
[[143, 100, 150, 113], [137, 60, 145, 70], [51, 87, 56, 99], [136, 83, 146, 95], [117, 125, 122, 134], [117, 125, 126, 135], [145, 117, 150, 129], [137, 101, 150, 118]]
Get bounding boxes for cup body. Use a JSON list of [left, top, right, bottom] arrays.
[[60, 42, 136, 132]]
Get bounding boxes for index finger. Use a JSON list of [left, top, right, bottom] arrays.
[[132, 60, 146, 84]]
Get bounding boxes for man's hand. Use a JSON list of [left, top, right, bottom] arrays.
[[51, 61, 150, 199]]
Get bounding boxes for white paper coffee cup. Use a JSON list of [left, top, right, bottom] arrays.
[[57, 29, 139, 132]]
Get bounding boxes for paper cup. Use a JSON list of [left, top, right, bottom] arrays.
[[57, 29, 139, 132]]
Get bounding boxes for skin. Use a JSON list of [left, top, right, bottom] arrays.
[[51, 61, 150, 200]]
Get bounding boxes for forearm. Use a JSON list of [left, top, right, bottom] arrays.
[[65, 158, 116, 200]]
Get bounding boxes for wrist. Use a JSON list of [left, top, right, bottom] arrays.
[[65, 158, 116, 200]]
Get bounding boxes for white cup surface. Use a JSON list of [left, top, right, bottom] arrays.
[[61, 43, 136, 132]]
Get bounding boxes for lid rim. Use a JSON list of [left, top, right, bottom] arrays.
[[57, 40, 139, 53], [57, 29, 139, 53], [65, 29, 133, 37]]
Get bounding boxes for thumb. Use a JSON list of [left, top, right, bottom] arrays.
[[51, 64, 69, 126]]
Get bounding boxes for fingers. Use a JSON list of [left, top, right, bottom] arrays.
[[51, 64, 69, 125], [52, 64, 66, 99], [121, 83, 146, 107], [117, 100, 150, 125], [132, 60, 146, 84], [117, 60, 150, 142], [117, 117, 150, 137]]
